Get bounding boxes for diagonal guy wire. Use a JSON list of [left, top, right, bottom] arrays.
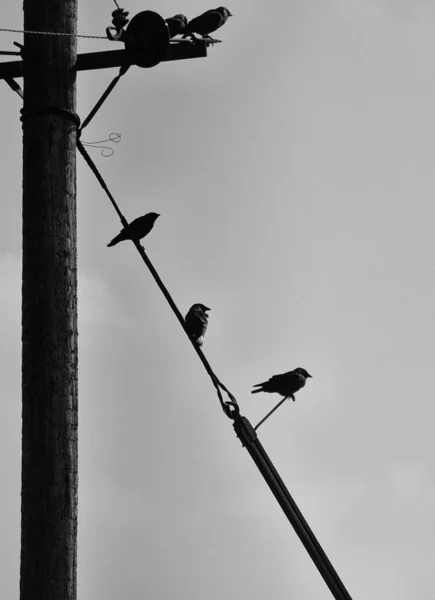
[[77, 139, 238, 416], [80, 65, 130, 133]]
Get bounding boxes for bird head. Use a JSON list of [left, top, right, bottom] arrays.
[[173, 14, 188, 25], [147, 212, 160, 221], [216, 7, 233, 17], [194, 303, 211, 312], [294, 367, 312, 379]]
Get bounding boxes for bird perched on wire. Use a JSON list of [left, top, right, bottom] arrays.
[[185, 303, 211, 346], [107, 212, 160, 247], [165, 14, 188, 38], [183, 7, 233, 40], [251, 367, 312, 401]]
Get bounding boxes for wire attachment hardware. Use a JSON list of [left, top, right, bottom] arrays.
[[123, 11, 170, 68], [106, 10, 170, 68], [222, 400, 240, 420], [106, 7, 130, 41], [20, 105, 81, 128]]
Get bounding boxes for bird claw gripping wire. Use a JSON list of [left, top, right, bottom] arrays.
[[106, 7, 129, 41]]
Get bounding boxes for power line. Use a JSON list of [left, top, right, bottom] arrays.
[[0, 27, 107, 40]]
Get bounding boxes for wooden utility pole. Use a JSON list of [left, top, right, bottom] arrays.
[[21, 1, 78, 599]]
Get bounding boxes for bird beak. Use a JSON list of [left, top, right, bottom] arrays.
[[229, 12, 233, 16], [204, 306, 211, 311], [307, 373, 313, 378]]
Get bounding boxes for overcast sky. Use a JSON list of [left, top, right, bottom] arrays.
[[1, 0, 435, 598]]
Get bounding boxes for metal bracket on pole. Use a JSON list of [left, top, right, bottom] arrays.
[[1, 42, 24, 97], [3, 76, 23, 98]]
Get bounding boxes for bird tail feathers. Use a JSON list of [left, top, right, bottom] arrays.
[[107, 233, 122, 247]]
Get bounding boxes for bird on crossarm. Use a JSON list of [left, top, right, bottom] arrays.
[[183, 7, 233, 41], [165, 14, 188, 38]]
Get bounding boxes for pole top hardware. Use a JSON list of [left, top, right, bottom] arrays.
[[106, 10, 170, 69]]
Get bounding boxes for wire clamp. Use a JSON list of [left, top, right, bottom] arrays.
[[106, 7, 129, 41], [20, 105, 81, 128], [222, 401, 240, 420]]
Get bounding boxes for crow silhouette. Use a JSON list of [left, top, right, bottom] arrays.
[[185, 303, 211, 346], [183, 7, 232, 39], [252, 367, 312, 401], [107, 212, 160, 247], [165, 14, 188, 37]]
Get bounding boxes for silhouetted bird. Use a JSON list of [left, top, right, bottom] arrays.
[[185, 303, 211, 346], [165, 14, 188, 38], [107, 212, 160, 247], [183, 7, 232, 39], [251, 367, 312, 401]]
